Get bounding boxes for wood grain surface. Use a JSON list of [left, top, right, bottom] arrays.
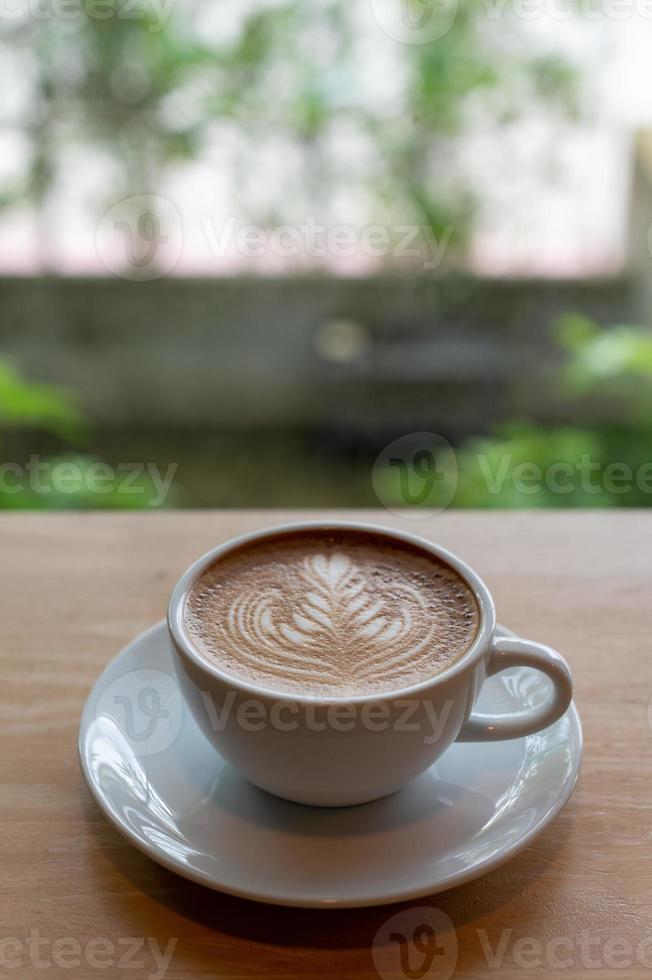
[[1, 510, 651, 979]]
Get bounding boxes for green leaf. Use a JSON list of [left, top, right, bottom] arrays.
[[0, 359, 88, 441]]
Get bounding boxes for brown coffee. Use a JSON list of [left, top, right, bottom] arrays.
[[184, 529, 480, 697]]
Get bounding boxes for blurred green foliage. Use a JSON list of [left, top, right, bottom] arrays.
[[0, 359, 168, 509], [0, 359, 86, 439], [450, 317, 652, 507], [1, 0, 578, 260], [372, 317, 652, 510], [0, 3, 614, 511], [555, 314, 652, 413]]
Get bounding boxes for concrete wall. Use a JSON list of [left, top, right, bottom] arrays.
[[0, 274, 638, 440]]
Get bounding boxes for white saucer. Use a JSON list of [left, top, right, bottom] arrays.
[[79, 621, 582, 908]]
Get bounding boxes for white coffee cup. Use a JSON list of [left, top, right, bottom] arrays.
[[168, 521, 573, 807]]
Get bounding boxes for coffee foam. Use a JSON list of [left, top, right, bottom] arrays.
[[184, 531, 480, 696]]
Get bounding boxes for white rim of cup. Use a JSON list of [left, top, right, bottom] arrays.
[[167, 520, 497, 705]]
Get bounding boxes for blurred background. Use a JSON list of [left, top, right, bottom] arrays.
[[3, 0, 652, 509]]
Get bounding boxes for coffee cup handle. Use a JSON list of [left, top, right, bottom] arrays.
[[456, 635, 573, 741]]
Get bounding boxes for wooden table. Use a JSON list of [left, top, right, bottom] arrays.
[[2, 511, 650, 979]]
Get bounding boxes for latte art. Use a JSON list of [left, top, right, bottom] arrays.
[[185, 530, 480, 696], [227, 552, 436, 687]]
